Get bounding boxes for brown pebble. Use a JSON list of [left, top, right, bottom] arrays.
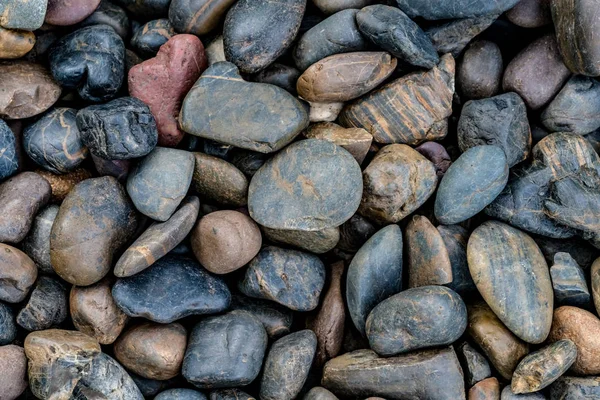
[[468, 377, 500, 400], [192, 153, 249, 207], [0, 345, 27, 400], [0, 243, 37, 303], [36, 168, 93, 202], [0, 26, 35, 59], [304, 122, 373, 164], [262, 226, 340, 254]]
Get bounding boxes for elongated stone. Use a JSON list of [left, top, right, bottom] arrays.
[[191, 153, 248, 207], [0, 26, 35, 59], [438, 225, 476, 295], [550, 376, 600, 399], [0, 244, 37, 303], [262, 226, 339, 254], [592, 257, 600, 315], [130, 19, 175, 58], [45, 0, 100, 25], [0, 120, 18, 181], [457, 342, 491, 386], [322, 347, 466, 399], [17, 276, 67, 331], [550, 252, 590, 308], [424, 15, 498, 58], [396, 0, 520, 19], [339, 54, 454, 145]]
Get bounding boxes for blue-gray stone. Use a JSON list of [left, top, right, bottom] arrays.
[[396, 0, 521, 20], [209, 389, 254, 400], [0, 120, 18, 182], [550, 252, 591, 308], [0, 0, 47, 30], [457, 342, 491, 386], [501, 386, 546, 399], [0, 302, 16, 345], [438, 225, 476, 295], [229, 295, 293, 339], [550, 376, 600, 399], [130, 19, 175, 58], [425, 15, 498, 58], [156, 389, 207, 400]]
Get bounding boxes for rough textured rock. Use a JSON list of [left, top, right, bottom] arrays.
[[131, 19, 175, 58], [169, 0, 236, 36], [262, 226, 339, 254], [0, 26, 35, 59], [50, 176, 138, 286], [36, 168, 92, 203], [180, 62, 308, 153], [551, 252, 590, 308], [550, 376, 600, 399], [239, 246, 325, 312], [322, 347, 466, 399], [76, 97, 158, 160], [396, 0, 519, 19], [501, 386, 546, 399], [468, 378, 499, 400], [457, 41, 503, 100], [506, 0, 551, 28], [48, 25, 124, 103], [79, 0, 130, 39], [229, 295, 293, 339], [347, 225, 403, 336], [0, 120, 18, 181], [358, 144, 437, 224], [210, 389, 254, 400], [191, 153, 248, 206], [113, 255, 231, 323], [424, 15, 498, 58], [303, 122, 372, 165], [260, 330, 317, 400], [16, 276, 67, 331], [0, 303, 17, 344], [457, 342, 492, 386], [0, 244, 37, 304], [0, 61, 61, 120], [0, 0, 47, 30], [45, 0, 100, 25], [0, 345, 27, 400]]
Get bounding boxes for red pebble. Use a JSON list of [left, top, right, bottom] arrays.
[[129, 34, 208, 147]]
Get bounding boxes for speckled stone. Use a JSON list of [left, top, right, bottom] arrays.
[[551, 252, 590, 308], [45, 0, 100, 25], [550, 376, 600, 399], [169, 0, 236, 36], [0, 26, 35, 59], [0, 120, 18, 182], [260, 330, 317, 400], [262, 226, 339, 254], [396, 0, 520, 19], [457, 41, 503, 100], [79, 0, 130, 40], [0, 0, 47, 30], [0, 345, 27, 400], [424, 15, 498, 58], [238, 246, 325, 312], [0, 303, 16, 345], [48, 25, 124, 103], [304, 122, 372, 165], [229, 295, 293, 339], [157, 389, 208, 400], [191, 153, 248, 207], [457, 342, 491, 386], [205, 35, 225, 66], [36, 168, 93, 202], [131, 19, 175, 58], [506, 0, 551, 28], [17, 276, 67, 331]]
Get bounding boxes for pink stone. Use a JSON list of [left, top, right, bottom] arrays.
[[415, 141, 452, 177], [45, 0, 101, 26], [129, 34, 207, 147]]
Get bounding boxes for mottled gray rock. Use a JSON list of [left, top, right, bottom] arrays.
[[425, 15, 498, 58], [229, 295, 293, 339], [396, 0, 520, 19], [457, 342, 492, 386], [0, 120, 18, 182], [438, 225, 477, 295], [0, 0, 47, 30], [550, 376, 600, 399], [501, 386, 546, 399], [16, 276, 67, 331], [0, 303, 16, 345], [0, 244, 37, 304], [551, 252, 591, 308], [505, 0, 551, 28], [304, 387, 338, 400], [22, 205, 59, 274], [209, 389, 254, 400], [0, 345, 27, 400]]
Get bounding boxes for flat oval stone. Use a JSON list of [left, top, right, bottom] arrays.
[[131, 19, 175, 58], [304, 122, 373, 165], [79, 0, 130, 40], [157, 389, 207, 400], [359, 144, 437, 224], [424, 15, 497, 58], [468, 221, 553, 344], [339, 54, 455, 145], [550, 376, 600, 399], [0, 244, 37, 303], [435, 146, 508, 224], [322, 347, 466, 399], [260, 330, 317, 400], [0, 120, 18, 181], [0, 26, 35, 59], [297, 52, 396, 102], [0, 303, 17, 344], [238, 246, 325, 312], [457, 93, 531, 167], [457, 342, 492, 386], [191, 153, 248, 206], [396, 0, 520, 19], [23, 108, 88, 174], [356, 5, 438, 69], [49, 25, 124, 103], [262, 226, 339, 254], [115, 196, 200, 277], [45, 0, 100, 25], [36, 168, 92, 203], [506, 0, 551, 28], [229, 295, 293, 339], [0, 345, 27, 400], [457, 40, 503, 100], [114, 322, 187, 381], [512, 339, 577, 394], [70, 278, 128, 344], [77, 97, 158, 160], [0, 61, 61, 120], [347, 225, 403, 336], [0, 0, 47, 30], [180, 62, 308, 153], [223, 0, 306, 73], [16, 276, 67, 331], [366, 286, 466, 356], [501, 386, 546, 399], [249, 139, 362, 231], [210, 389, 254, 400], [551, 252, 590, 308], [183, 311, 267, 389], [50, 176, 138, 286], [0, 172, 50, 243], [169, 0, 236, 36], [113, 255, 230, 323]]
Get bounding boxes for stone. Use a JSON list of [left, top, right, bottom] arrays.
[[23, 108, 88, 174], [157, 389, 207, 400], [339, 54, 454, 145], [50, 176, 138, 286], [115, 196, 200, 277], [113, 255, 230, 323], [24, 206, 59, 275], [238, 246, 325, 312], [70, 278, 128, 345], [183, 311, 267, 389], [79, 0, 130, 39], [254, 63, 301, 95], [415, 141, 451, 177], [467, 302, 530, 380], [548, 306, 600, 375], [114, 322, 187, 381], [0, 244, 37, 303], [308, 101, 345, 122], [357, 5, 438, 69], [457, 342, 492, 386], [262, 226, 339, 254], [129, 34, 207, 147], [501, 386, 546, 399], [0, 303, 16, 344], [304, 122, 372, 165], [0, 0, 46, 30], [49, 25, 124, 103], [45, 0, 100, 25], [405, 215, 453, 287], [551, 0, 600, 76], [180, 62, 308, 153], [358, 144, 437, 224], [593, 257, 600, 315], [77, 97, 158, 160], [169, 0, 236, 36], [191, 210, 261, 275], [210, 389, 254, 400], [366, 286, 467, 356], [260, 330, 317, 400], [131, 19, 175, 59], [312, 0, 374, 14], [336, 214, 377, 253], [506, 0, 551, 28], [16, 276, 67, 331], [0, 120, 18, 181], [551, 253, 590, 308], [535, 235, 597, 270], [396, 0, 520, 19], [191, 153, 248, 207], [297, 52, 396, 102], [249, 139, 362, 230], [541, 76, 600, 135], [24, 329, 101, 400], [550, 376, 600, 399], [502, 34, 571, 110], [293, 9, 368, 71], [113, 0, 170, 19], [0, 26, 35, 59], [512, 339, 577, 394], [36, 168, 93, 202], [438, 225, 477, 295], [205, 35, 225, 65], [322, 347, 466, 399], [347, 225, 403, 336], [457, 93, 531, 167], [223, 0, 306, 73], [457, 41, 503, 100], [130, 374, 170, 397], [229, 295, 293, 339], [230, 149, 268, 177], [0, 61, 61, 119], [304, 387, 338, 400], [92, 156, 131, 182], [0, 345, 27, 400], [425, 15, 498, 58], [0, 172, 51, 244], [469, 378, 500, 400]]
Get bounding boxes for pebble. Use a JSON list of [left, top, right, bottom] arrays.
[[336, 214, 376, 253], [593, 258, 600, 315], [115, 196, 200, 277], [550, 376, 600, 399], [551, 252, 590, 308], [205, 35, 226, 65], [131, 19, 175, 58], [469, 377, 500, 400], [229, 295, 293, 339], [457, 41, 503, 100], [169, 0, 236, 36], [415, 142, 451, 177], [262, 226, 340, 254], [239, 246, 325, 312], [0, 26, 35, 59], [308, 101, 345, 122], [129, 34, 207, 147], [457, 342, 492, 386], [0, 0, 47, 30], [230, 149, 268, 178], [50, 176, 138, 286], [0, 303, 16, 344], [113, 0, 170, 19], [157, 389, 208, 400], [0, 120, 18, 181], [36, 168, 92, 202], [439, 224, 476, 295], [45, 0, 100, 25], [396, 0, 520, 19], [79, 0, 130, 40], [254, 63, 301, 95], [501, 386, 546, 399], [303, 122, 373, 165], [70, 278, 128, 344], [312, 0, 373, 14], [180, 62, 308, 153], [506, 0, 551, 28], [48, 25, 124, 103], [0, 61, 61, 120], [0, 244, 37, 304], [0, 345, 27, 400], [260, 330, 317, 400], [191, 152, 248, 206], [424, 15, 498, 58], [223, 0, 306, 73], [249, 139, 362, 230], [347, 225, 403, 336], [16, 276, 67, 331], [339, 54, 455, 145], [210, 389, 254, 400], [183, 311, 268, 388]]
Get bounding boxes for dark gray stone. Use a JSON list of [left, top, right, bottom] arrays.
[[534, 235, 597, 270], [396, 0, 520, 20], [304, 387, 338, 400], [131, 19, 175, 58], [112, 0, 170, 19], [230, 149, 268, 177], [550, 376, 600, 399], [0, 120, 18, 182], [168, 0, 237, 36], [336, 214, 377, 253], [0, 302, 16, 345], [425, 15, 498, 58], [16, 276, 67, 331], [457, 40, 503, 100], [550, 252, 591, 308], [156, 389, 207, 400], [438, 225, 476, 295], [229, 295, 293, 339], [79, 0, 130, 40], [130, 373, 169, 397], [209, 389, 254, 400], [457, 342, 492, 386]]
